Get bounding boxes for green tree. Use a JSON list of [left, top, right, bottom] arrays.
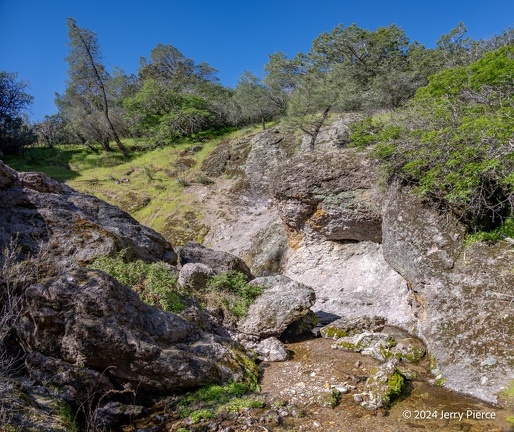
[[370, 46, 514, 230], [34, 114, 70, 148], [0, 71, 35, 154], [233, 71, 280, 129], [285, 68, 347, 149], [64, 17, 128, 156], [263, 51, 301, 111]]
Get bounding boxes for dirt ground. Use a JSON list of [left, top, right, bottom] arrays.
[[258, 338, 514, 432], [126, 337, 514, 432]]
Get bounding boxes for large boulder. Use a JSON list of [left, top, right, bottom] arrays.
[[0, 162, 258, 430], [382, 183, 514, 404], [177, 242, 253, 279], [238, 275, 316, 337], [0, 161, 177, 267], [270, 148, 382, 243], [17, 268, 252, 397]]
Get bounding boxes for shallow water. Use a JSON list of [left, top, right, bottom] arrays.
[[259, 337, 514, 432]]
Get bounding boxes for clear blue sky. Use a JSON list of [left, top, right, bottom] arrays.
[[1, 0, 513, 122]]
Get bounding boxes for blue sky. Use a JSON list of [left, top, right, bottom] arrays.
[[1, 0, 513, 122]]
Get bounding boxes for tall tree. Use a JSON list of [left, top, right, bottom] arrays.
[[65, 18, 128, 156], [0, 71, 35, 154], [233, 71, 280, 129]]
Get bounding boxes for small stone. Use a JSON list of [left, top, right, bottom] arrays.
[[355, 360, 362, 368], [313, 420, 321, 427], [332, 384, 349, 394], [353, 394, 363, 403], [480, 376, 488, 385]]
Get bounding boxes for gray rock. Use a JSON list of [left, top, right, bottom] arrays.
[[331, 332, 395, 357], [321, 316, 386, 339], [0, 376, 72, 431], [270, 148, 382, 242], [383, 183, 514, 404], [94, 401, 145, 428], [17, 267, 254, 398], [361, 360, 404, 410], [178, 262, 215, 290], [255, 337, 289, 362], [238, 275, 316, 337], [177, 242, 253, 280], [0, 161, 177, 267]]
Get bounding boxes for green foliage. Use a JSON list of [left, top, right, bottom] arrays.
[[176, 381, 262, 421], [0, 71, 35, 155], [219, 397, 265, 413], [355, 46, 514, 233], [189, 409, 214, 423], [349, 117, 402, 149], [55, 400, 79, 432], [205, 271, 263, 321], [387, 370, 405, 400], [90, 252, 185, 313]]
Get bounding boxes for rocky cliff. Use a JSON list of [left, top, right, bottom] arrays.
[[2, 115, 513, 429], [200, 117, 514, 406]]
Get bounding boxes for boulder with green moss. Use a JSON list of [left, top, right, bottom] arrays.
[[359, 361, 405, 410]]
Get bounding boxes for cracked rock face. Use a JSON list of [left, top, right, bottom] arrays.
[[382, 183, 514, 404], [270, 148, 382, 243], [238, 275, 316, 338], [0, 161, 177, 268], [18, 268, 250, 396]]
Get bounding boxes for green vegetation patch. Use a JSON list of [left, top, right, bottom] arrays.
[[176, 381, 263, 422], [349, 46, 514, 234], [90, 252, 186, 313], [203, 271, 264, 322]]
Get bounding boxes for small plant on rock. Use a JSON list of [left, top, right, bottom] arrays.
[[204, 271, 263, 321]]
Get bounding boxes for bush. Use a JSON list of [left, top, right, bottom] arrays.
[[350, 46, 514, 233], [90, 253, 185, 313], [204, 271, 263, 321]]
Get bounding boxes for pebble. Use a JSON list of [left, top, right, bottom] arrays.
[[353, 394, 363, 403], [313, 420, 321, 427]]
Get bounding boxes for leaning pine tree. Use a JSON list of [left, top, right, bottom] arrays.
[[65, 17, 128, 157]]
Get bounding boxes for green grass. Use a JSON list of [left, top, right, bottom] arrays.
[[2, 123, 277, 246], [90, 252, 186, 313], [176, 381, 264, 422], [465, 218, 514, 246], [204, 271, 264, 321]]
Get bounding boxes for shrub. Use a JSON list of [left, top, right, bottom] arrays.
[[204, 271, 263, 321], [90, 253, 185, 313], [350, 46, 514, 233]]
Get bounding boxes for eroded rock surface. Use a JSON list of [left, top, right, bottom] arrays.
[[238, 275, 316, 338], [18, 268, 249, 396], [0, 161, 177, 267], [383, 183, 514, 403], [270, 148, 382, 243]]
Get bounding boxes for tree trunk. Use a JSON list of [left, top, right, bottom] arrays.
[[77, 28, 129, 158], [308, 106, 331, 150]]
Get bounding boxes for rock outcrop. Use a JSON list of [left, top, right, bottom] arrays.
[[0, 161, 177, 267], [198, 117, 514, 405], [270, 148, 382, 243], [0, 162, 257, 429], [383, 183, 514, 404]]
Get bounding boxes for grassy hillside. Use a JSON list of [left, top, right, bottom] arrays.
[[4, 126, 262, 245]]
